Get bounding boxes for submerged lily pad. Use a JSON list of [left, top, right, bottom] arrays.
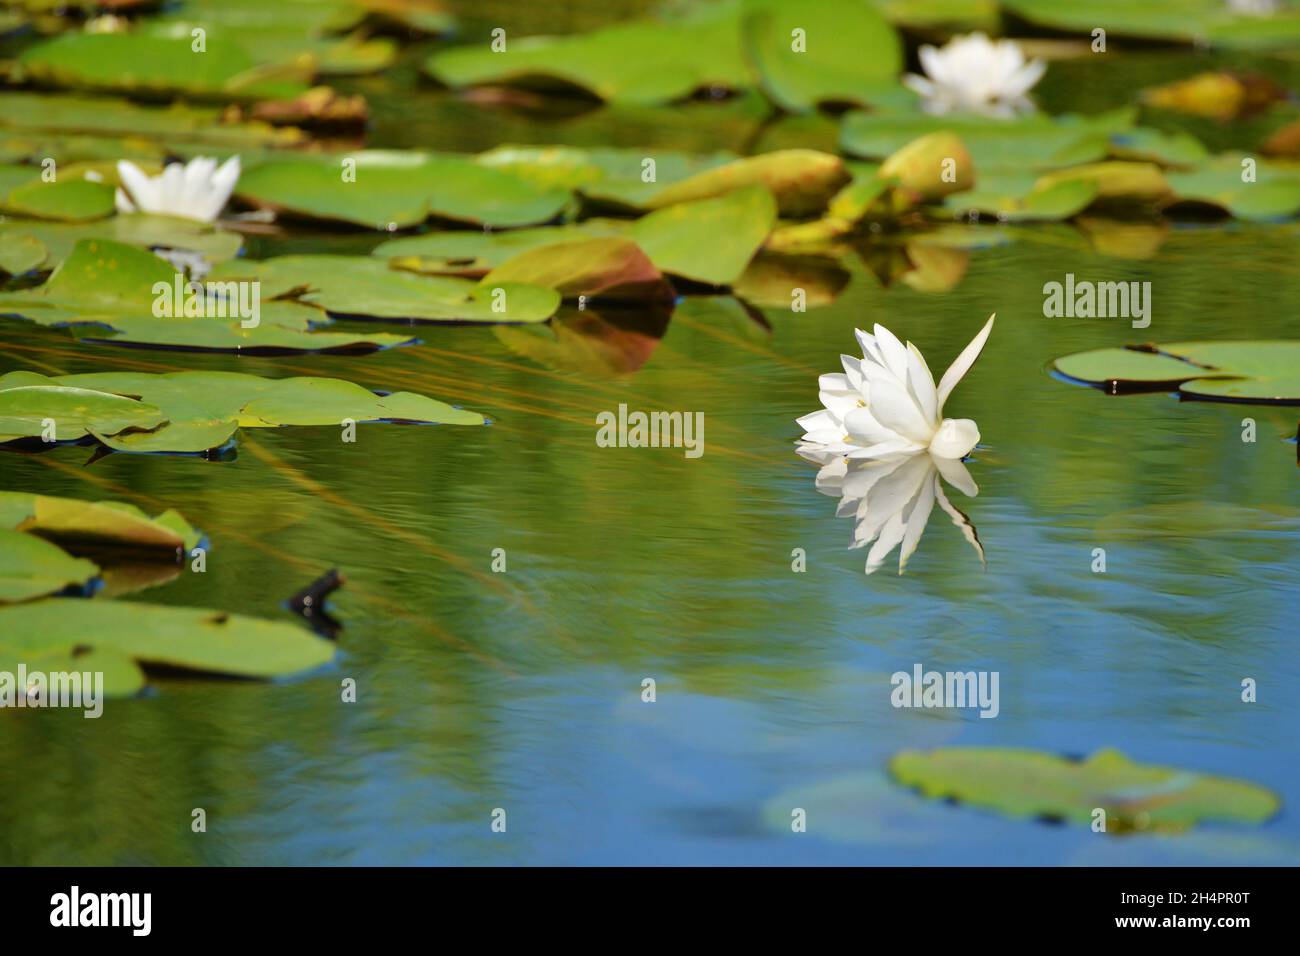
[[236, 151, 571, 229], [741, 0, 902, 113], [0, 528, 99, 603], [890, 747, 1280, 832], [1054, 341, 1300, 403], [0, 491, 200, 553], [207, 254, 560, 323], [424, 2, 750, 104], [0, 597, 335, 679]]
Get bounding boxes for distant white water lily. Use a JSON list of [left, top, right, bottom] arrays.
[[904, 33, 1045, 117], [115, 156, 241, 223], [797, 315, 994, 463]]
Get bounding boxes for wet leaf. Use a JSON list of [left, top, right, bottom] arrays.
[[741, 0, 902, 113], [0, 597, 335, 679], [0, 385, 167, 442], [0, 529, 99, 604], [483, 237, 672, 302], [627, 185, 777, 285], [0, 233, 47, 276], [890, 747, 1280, 831]]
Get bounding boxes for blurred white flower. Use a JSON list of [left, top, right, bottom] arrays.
[[904, 33, 1045, 117], [797, 315, 994, 463], [115, 156, 241, 223], [804, 449, 984, 575]]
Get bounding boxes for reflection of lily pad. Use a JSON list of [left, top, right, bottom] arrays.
[[0, 597, 335, 679], [741, 0, 902, 113], [236, 151, 571, 229], [1054, 341, 1300, 403], [0, 214, 242, 273], [483, 238, 672, 303], [0, 528, 99, 604], [423, 3, 750, 104], [946, 174, 1099, 222], [762, 771, 963, 846], [207, 254, 560, 323], [890, 747, 1280, 831], [1165, 155, 1300, 221]]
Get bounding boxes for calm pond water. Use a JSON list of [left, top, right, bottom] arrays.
[[0, 3, 1297, 865]]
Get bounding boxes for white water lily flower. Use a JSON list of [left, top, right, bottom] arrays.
[[115, 156, 241, 223], [804, 449, 984, 575], [904, 33, 1045, 117], [797, 315, 994, 464]]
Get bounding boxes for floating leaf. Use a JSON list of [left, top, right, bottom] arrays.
[[1001, 0, 1300, 50], [1034, 161, 1172, 203], [378, 220, 624, 276], [890, 747, 1280, 832], [627, 185, 777, 285], [1165, 155, 1300, 221], [0, 233, 47, 275], [0, 528, 99, 603], [0, 598, 335, 679], [741, 0, 902, 113], [0, 643, 145, 698], [236, 151, 571, 229], [1, 175, 116, 223], [208, 254, 559, 323], [423, 3, 750, 104], [483, 237, 672, 302], [0, 385, 167, 442], [1054, 341, 1300, 403], [0, 214, 242, 273], [0, 490, 200, 553], [15, 32, 310, 100], [945, 172, 1099, 222]]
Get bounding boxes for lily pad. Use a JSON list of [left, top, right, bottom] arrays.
[[0, 491, 201, 553], [15, 32, 310, 101], [236, 151, 571, 229], [0, 368, 485, 453], [1054, 341, 1300, 403], [423, 2, 750, 104], [1001, 0, 1300, 50], [890, 747, 1280, 832], [945, 171, 1099, 221], [0, 385, 167, 442], [482, 238, 672, 302], [1165, 155, 1300, 221], [207, 254, 560, 323], [741, 0, 902, 113], [378, 220, 625, 276], [0, 528, 99, 603], [0, 215, 242, 273], [0, 597, 335, 679], [0, 643, 146, 698]]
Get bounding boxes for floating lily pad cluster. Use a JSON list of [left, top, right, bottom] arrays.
[[1054, 341, 1300, 403], [0, 490, 335, 695]]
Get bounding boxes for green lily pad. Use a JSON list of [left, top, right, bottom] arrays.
[[741, 0, 902, 113], [1, 174, 116, 223], [0, 240, 413, 354], [627, 184, 777, 285], [0, 233, 47, 275], [1165, 155, 1300, 221], [423, 2, 750, 104], [1054, 341, 1300, 403], [0, 597, 334, 679], [946, 175, 1100, 222], [0, 385, 167, 442], [0, 215, 242, 273], [0, 490, 201, 553], [482, 237, 672, 302], [15, 32, 310, 101], [378, 220, 625, 276], [236, 151, 571, 229], [1108, 128, 1208, 167], [0, 368, 485, 453], [1001, 0, 1300, 50], [0, 528, 99, 603], [0, 643, 145, 698], [842, 109, 1134, 173], [890, 747, 1280, 832], [207, 254, 560, 323]]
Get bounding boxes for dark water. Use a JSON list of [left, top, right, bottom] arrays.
[[0, 4, 1298, 865]]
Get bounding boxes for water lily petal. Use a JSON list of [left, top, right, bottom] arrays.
[[932, 453, 979, 497], [929, 417, 980, 459], [868, 377, 934, 444], [936, 314, 994, 410]]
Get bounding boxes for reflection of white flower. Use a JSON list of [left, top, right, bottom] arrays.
[[797, 316, 994, 463], [904, 33, 1045, 117], [804, 449, 984, 575], [115, 156, 241, 223]]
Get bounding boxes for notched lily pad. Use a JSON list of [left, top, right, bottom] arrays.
[[1054, 341, 1300, 403], [0, 528, 99, 604], [890, 747, 1280, 832]]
